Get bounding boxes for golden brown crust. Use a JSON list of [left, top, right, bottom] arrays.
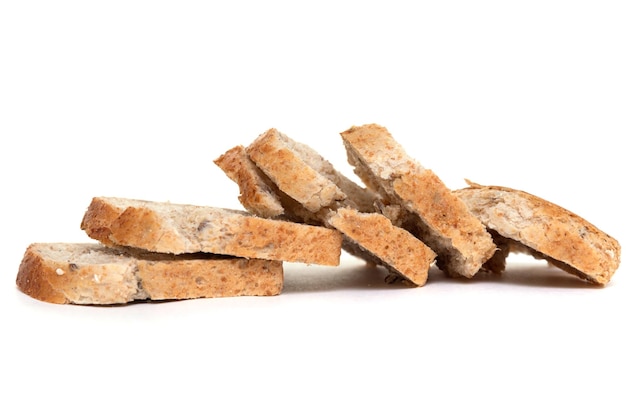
[[16, 246, 69, 304], [16, 243, 284, 304], [81, 197, 343, 266], [454, 183, 621, 284], [340, 123, 496, 278], [214, 145, 285, 218], [328, 208, 436, 286]]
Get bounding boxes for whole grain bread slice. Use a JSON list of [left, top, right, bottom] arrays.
[[215, 144, 320, 225], [214, 145, 286, 219], [328, 208, 436, 286], [16, 243, 283, 304], [246, 128, 378, 214], [453, 182, 621, 285], [216, 130, 436, 286], [340, 123, 496, 278], [80, 197, 342, 266]]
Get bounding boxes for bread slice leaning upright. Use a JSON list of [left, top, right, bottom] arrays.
[[80, 196, 343, 266], [16, 243, 284, 304], [340, 123, 497, 278], [454, 182, 621, 285]]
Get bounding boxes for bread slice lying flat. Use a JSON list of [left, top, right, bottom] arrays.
[[328, 208, 436, 286], [340, 123, 496, 278], [454, 182, 621, 285], [16, 243, 283, 304], [80, 197, 342, 266]]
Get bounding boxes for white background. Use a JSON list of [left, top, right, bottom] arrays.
[[1, 1, 624, 416]]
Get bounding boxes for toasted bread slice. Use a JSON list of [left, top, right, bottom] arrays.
[[80, 197, 342, 266], [340, 123, 496, 278], [214, 145, 285, 218], [454, 182, 621, 285], [16, 243, 283, 304], [215, 144, 320, 225], [328, 208, 436, 286], [246, 128, 378, 214]]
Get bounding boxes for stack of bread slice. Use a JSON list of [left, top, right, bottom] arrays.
[[16, 123, 621, 305], [16, 198, 343, 304]]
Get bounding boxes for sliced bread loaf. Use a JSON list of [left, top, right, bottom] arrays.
[[453, 182, 621, 284], [340, 123, 496, 278], [16, 243, 283, 304], [80, 197, 343, 266]]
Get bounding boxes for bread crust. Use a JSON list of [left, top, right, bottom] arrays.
[[453, 183, 621, 284], [340, 123, 496, 278], [81, 197, 342, 266], [329, 208, 436, 286], [16, 243, 284, 304]]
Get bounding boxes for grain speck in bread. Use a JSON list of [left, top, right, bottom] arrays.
[[80, 197, 343, 266], [340, 123, 496, 278], [453, 182, 621, 285], [16, 243, 283, 304]]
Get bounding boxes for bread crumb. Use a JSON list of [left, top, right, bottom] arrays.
[[93, 274, 100, 283], [55, 268, 64, 276]]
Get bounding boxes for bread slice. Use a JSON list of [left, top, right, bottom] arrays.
[[214, 145, 285, 218], [80, 197, 342, 266], [328, 208, 436, 286], [246, 128, 378, 214], [217, 130, 436, 286], [453, 182, 621, 285], [16, 243, 283, 304], [215, 144, 319, 225], [340, 123, 496, 278]]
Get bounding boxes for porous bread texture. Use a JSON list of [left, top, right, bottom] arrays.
[[328, 208, 436, 286], [453, 182, 621, 285], [340, 123, 496, 278], [214, 145, 285, 218], [16, 243, 283, 304], [246, 128, 378, 214], [80, 197, 342, 266]]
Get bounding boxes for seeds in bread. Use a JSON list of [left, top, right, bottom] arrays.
[[453, 182, 621, 285], [80, 197, 343, 266], [340, 123, 496, 278], [328, 208, 436, 286], [16, 243, 284, 304]]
